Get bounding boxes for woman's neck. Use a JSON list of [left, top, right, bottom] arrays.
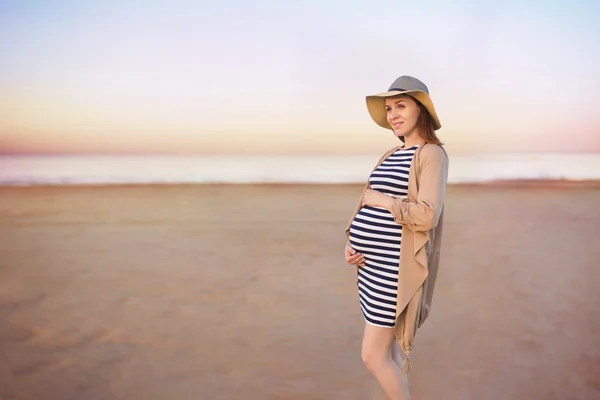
[[401, 131, 425, 148]]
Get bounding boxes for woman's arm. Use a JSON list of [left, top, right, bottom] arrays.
[[362, 145, 448, 232], [390, 145, 448, 231], [344, 147, 399, 238]]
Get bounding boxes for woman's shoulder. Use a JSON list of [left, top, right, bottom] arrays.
[[421, 143, 448, 160]]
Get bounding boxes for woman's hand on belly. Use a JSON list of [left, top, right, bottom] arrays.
[[362, 189, 394, 211], [345, 241, 365, 267]]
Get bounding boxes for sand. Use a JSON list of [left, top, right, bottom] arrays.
[[0, 183, 599, 400]]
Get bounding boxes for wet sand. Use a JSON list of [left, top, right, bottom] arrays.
[[0, 183, 599, 400]]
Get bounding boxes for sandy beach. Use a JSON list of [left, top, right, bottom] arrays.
[[0, 183, 599, 400]]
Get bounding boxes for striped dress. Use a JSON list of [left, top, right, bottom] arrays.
[[348, 145, 418, 327]]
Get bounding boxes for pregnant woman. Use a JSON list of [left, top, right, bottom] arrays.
[[344, 76, 449, 399]]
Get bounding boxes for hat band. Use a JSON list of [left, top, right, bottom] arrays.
[[389, 87, 406, 91]]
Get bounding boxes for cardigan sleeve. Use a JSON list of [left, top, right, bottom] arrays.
[[388, 145, 448, 232]]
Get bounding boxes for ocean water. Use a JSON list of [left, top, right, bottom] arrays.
[[0, 153, 599, 185]]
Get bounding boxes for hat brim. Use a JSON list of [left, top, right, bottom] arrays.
[[366, 90, 442, 131]]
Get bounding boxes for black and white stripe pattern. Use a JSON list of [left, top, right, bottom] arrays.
[[348, 145, 418, 327]]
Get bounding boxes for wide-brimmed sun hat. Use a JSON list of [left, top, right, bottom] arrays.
[[366, 75, 441, 130]]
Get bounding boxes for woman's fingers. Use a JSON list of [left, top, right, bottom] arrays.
[[347, 252, 366, 266], [347, 252, 361, 262], [358, 255, 366, 267], [345, 242, 366, 266]]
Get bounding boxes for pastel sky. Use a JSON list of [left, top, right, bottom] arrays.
[[1, 0, 599, 155]]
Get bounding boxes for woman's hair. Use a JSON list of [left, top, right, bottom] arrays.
[[415, 99, 443, 145]]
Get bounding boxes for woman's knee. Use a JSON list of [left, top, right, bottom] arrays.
[[361, 323, 395, 372], [361, 346, 387, 372]]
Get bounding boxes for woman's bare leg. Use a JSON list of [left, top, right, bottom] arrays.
[[361, 323, 411, 400]]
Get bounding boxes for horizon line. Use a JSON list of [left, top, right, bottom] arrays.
[[2, 149, 600, 157]]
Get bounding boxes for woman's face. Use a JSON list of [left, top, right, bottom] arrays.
[[385, 95, 420, 139]]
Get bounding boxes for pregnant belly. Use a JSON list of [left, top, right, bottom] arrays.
[[348, 206, 402, 256]]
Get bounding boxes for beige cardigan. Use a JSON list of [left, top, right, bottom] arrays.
[[345, 142, 449, 373]]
